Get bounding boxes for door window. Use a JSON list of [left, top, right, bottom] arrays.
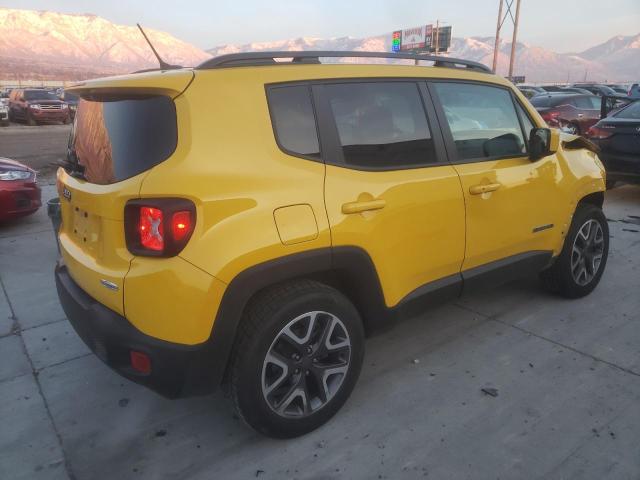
[[515, 102, 536, 144], [434, 82, 527, 161], [323, 82, 438, 169], [572, 96, 599, 109]]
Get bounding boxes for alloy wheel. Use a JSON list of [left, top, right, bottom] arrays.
[[261, 311, 351, 418], [571, 219, 605, 286]]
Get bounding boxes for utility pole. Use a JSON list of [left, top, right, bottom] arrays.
[[508, 0, 522, 79], [434, 20, 440, 57], [492, 0, 503, 72], [492, 0, 522, 78]]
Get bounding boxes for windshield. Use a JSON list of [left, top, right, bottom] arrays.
[[69, 96, 177, 185], [24, 90, 59, 101]]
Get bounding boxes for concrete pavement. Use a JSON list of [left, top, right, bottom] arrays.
[[0, 184, 639, 479]]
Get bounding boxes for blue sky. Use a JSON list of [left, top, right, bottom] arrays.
[[8, 0, 640, 52]]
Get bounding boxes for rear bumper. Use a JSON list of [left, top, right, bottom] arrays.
[[55, 262, 222, 398], [0, 183, 42, 221], [31, 109, 68, 121]]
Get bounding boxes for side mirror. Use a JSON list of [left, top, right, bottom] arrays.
[[529, 127, 558, 160]]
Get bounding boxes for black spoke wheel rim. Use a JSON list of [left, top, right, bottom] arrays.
[[261, 311, 351, 418], [571, 219, 604, 286]]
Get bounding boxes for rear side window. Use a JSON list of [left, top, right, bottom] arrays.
[[70, 96, 177, 185], [529, 96, 550, 108], [268, 86, 320, 159], [572, 96, 599, 109], [434, 82, 527, 161], [323, 82, 437, 169]]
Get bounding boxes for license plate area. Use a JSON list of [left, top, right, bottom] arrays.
[[72, 206, 101, 253]]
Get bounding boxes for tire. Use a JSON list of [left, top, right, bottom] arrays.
[[229, 280, 365, 438], [27, 114, 37, 126], [63, 115, 72, 125], [540, 204, 609, 298]]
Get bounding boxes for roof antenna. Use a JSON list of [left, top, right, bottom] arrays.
[[136, 23, 181, 70]]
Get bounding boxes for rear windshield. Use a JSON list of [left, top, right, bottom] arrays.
[[24, 90, 59, 101], [69, 96, 177, 184], [529, 96, 551, 108], [615, 101, 640, 119]]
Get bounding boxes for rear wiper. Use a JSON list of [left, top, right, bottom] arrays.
[[61, 147, 87, 180]]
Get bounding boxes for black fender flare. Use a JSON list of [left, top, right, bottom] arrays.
[[199, 246, 390, 391]]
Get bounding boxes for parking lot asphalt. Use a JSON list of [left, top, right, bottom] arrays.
[[0, 124, 71, 178], [1, 183, 639, 479]]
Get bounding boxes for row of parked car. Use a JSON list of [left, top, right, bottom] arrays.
[[0, 87, 78, 126], [517, 83, 640, 188]]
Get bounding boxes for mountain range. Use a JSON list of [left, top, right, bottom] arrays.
[[1, 7, 638, 83]]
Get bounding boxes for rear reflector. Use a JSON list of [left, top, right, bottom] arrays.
[[130, 351, 151, 374]]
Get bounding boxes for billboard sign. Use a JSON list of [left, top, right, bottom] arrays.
[[391, 24, 451, 53], [392, 31, 401, 52], [399, 25, 432, 51], [434, 26, 452, 51]]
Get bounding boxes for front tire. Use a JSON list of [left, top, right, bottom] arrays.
[[229, 280, 365, 438], [540, 204, 609, 298]]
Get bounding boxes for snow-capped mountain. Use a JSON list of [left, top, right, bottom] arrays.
[[1, 7, 637, 83], [208, 33, 640, 83], [0, 8, 210, 80]]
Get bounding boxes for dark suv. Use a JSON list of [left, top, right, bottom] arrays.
[[9, 89, 70, 125]]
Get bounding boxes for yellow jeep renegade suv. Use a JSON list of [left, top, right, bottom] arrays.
[[55, 51, 608, 438]]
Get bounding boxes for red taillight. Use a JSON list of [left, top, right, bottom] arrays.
[[541, 110, 560, 123], [139, 207, 164, 251], [171, 210, 192, 242], [130, 351, 151, 374], [125, 199, 196, 257], [586, 126, 613, 139]]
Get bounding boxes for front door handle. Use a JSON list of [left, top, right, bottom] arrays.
[[469, 183, 501, 195], [341, 199, 386, 214]]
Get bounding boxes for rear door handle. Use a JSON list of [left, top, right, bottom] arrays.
[[341, 199, 386, 214], [469, 183, 501, 195]]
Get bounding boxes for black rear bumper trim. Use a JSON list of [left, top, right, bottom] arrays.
[[55, 262, 221, 398]]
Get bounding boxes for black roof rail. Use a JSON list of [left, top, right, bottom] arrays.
[[196, 51, 492, 73]]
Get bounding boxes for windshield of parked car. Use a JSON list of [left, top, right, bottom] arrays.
[[63, 92, 79, 102], [614, 101, 640, 119], [24, 90, 60, 101]]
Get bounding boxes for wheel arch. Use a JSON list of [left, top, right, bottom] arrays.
[[206, 247, 389, 388], [577, 191, 604, 209]]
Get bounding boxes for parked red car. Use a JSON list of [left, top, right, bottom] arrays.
[[529, 94, 601, 135], [0, 157, 41, 222]]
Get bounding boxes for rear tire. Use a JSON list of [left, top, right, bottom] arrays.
[[229, 280, 365, 438], [540, 204, 609, 298]]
